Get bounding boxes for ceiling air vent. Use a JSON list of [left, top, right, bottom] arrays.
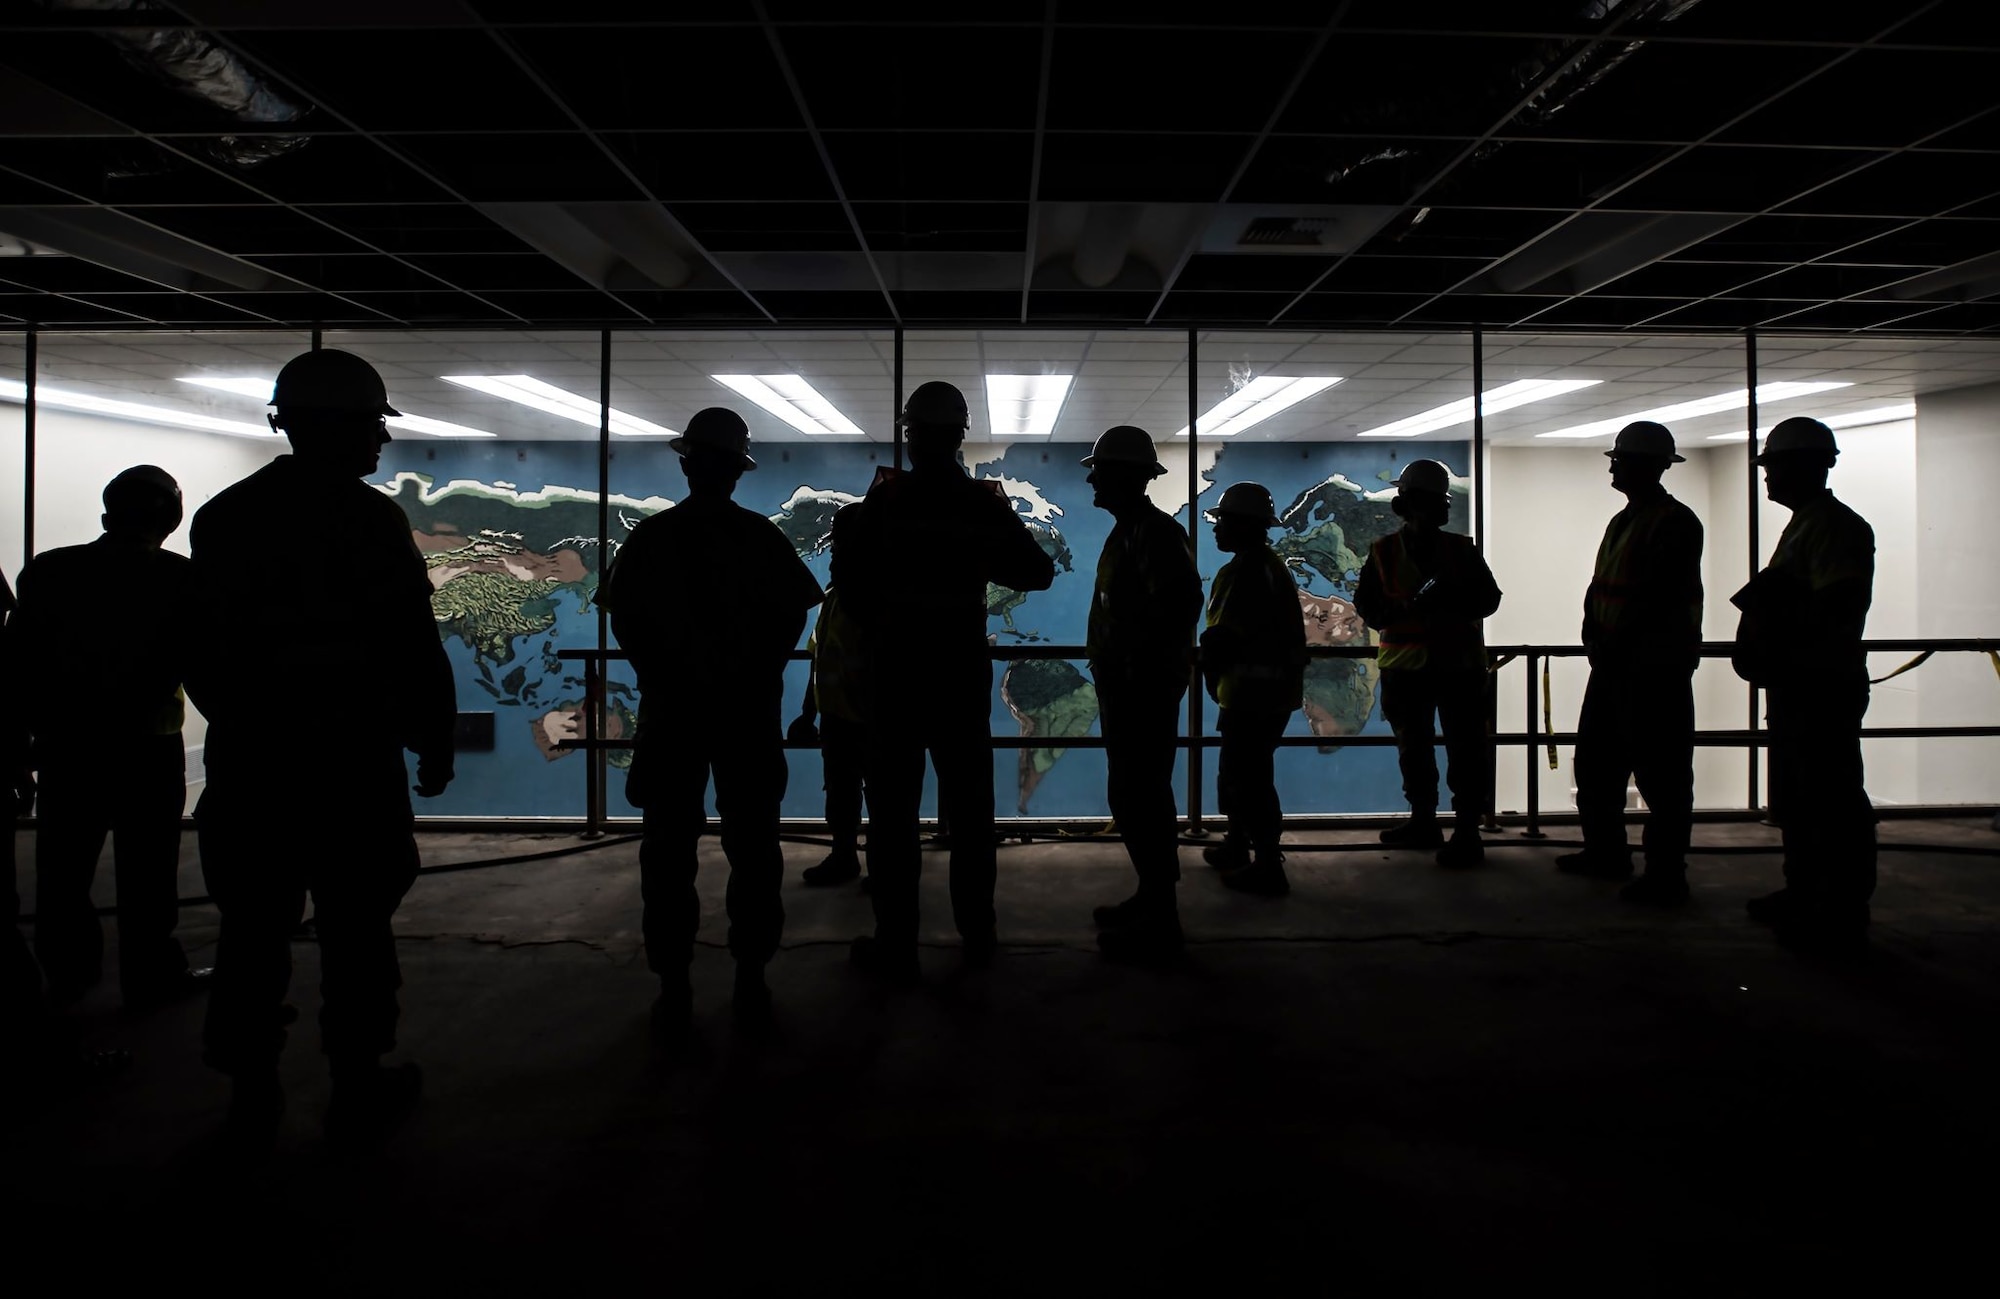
[[1239, 216, 1333, 248]]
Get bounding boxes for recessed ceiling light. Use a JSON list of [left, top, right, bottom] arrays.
[[182, 375, 498, 437], [712, 374, 865, 437], [3, 378, 275, 437], [1357, 378, 1600, 438], [1536, 381, 1851, 439], [442, 374, 675, 437], [985, 374, 1074, 438], [179, 375, 275, 399], [1173, 376, 1342, 439], [1707, 401, 1916, 442]]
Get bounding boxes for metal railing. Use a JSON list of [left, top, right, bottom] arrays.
[[555, 639, 2000, 838]]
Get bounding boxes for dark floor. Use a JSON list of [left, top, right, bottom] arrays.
[[8, 818, 2000, 1291]]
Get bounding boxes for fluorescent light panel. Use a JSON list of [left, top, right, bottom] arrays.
[[2, 378, 274, 437], [712, 374, 865, 437], [442, 374, 675, 437], [181, 375, 496, 437], [1707, 401, 1916, 442], [1173, 375, 1342, 438], [985, 374, 1074, 438], [1535, 381, 1851, 439], [1357, 378, 1600, 438], [180, 375, 275, 399]]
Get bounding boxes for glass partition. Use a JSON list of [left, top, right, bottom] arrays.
[[0, 333, 24, 583]]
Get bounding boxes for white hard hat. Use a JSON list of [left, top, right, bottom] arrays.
[[671, 406, 755, 470], [1607, 420, 1684, 462], [1204, 481, 1279, 528], [1391, 459, 1454, 497], [1756, 416, 1839, 464], [1079, 425, 1166, 478]]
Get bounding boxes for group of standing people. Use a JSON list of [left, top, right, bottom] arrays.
[[2, 346, 1880, 1132]]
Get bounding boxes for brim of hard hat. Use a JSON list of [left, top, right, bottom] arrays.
[[1603, 448, 1685, 463], [670, 436, 756, 470], [1753, 447, 1837, 465], [1204, 508, 1279, 527], [268, 398, 402, 417], [1079, 454, 1167, 477]]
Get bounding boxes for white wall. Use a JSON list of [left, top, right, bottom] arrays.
[[1915, 383, 2000, 805]]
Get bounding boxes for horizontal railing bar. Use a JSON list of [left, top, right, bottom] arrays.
[[557, 638, 2000, 663]]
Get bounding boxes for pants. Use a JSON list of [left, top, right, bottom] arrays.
[[33, 735, 188, 999], [1768, 680, 1876, 914], [865, 686, 997, 951], [1099, 680, 1185, 889], [637, 718, 788, 977], [821, 713, 867, 852], [5, 798, 50, 1050], [1217, 704, 1289, 857], [1379, 667, 1489, 829], [1574, 663, 1695, 869], [198, 754, 419, 1075]]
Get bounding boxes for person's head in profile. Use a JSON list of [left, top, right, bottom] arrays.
[[897, 381, 968, 472], [1082, 425, 1167, 516], [671, 407, 756, 498], [1605, 420, 1683, 498], [266, 349, 399, 478], [1204, 481, 1279, 555], [101, 464, 183, 547], [1390, 459, 1454, 532], [1757, 416, 1839, 509]]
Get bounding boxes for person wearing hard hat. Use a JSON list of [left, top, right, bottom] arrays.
[[11, 466, 208, 1012], [1079, 427, 1202, 958], [1558, 422, 1705, 905], [1200, 482, 1308, 896], [834, 380, 1056, 983], [789, 504, 871, 889], [186, 348, 458, 1138], [1353, 459, 1502, 868], [1730, 415, 1877, 953], [600, 407, 824, 1041]]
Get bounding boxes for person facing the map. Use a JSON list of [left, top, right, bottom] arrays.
[[1201, 482, 1308, 897], [1079, 426, 1202, 960], [187, 348, 456, 1141], [1559, 422, 1704, 905], [1731, 415, 1877, 955], [790, 504, 870, 889], [834, 380, 1055, 984], [12, 466, 208, 1012], [600, 407, 823, 1043], [1353, 459, 1501, 869]]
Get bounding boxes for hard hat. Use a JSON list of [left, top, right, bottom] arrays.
[[102, 464, 181, 514], [1391, 459, 1455, 497], [671, 406, 756, 470], [899, 380, 969, 430], [1203, 481, 1279, 528], [1606, 420, 1684, 462], [269, 348, 400, 416], [1756, 415, 1839, 464], [1079, 425, 1167, 478]]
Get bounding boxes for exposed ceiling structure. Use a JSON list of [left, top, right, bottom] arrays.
[[0, 1, 1997, 335]]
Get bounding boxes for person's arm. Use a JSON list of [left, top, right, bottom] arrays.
[[985, 498, 1057, 594], [0, 571, 31, 815], [388, 522, 457, 798], [1353, 546, 1394, 630], [1461, 548, 1503, 620]]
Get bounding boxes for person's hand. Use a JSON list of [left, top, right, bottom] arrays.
[[413, 752, 454, 798], [7, 768, 33, 817], [787, 714, 819, 746]]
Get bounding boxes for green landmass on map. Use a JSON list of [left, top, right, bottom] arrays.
[[988, 517, 1073, 642], [999, 657, 1099, 813]]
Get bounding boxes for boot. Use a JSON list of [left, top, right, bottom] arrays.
[[732, 963, 773, 1028], [1745, 887, 1793, 925], [1203, 839, 1250, 871], [1221, 855, 1290, 897], [1379, 813, 1444, 849], [849, 935, 920, 987], [651, 979, 693, 1047], [1092, 893, 1148, 928], [1097, 910, 1184, 962], [1620, 870, 1690, 907], [1436, 826, 1485, 868], [801, 845, 862, 887], [1556, 850, 1634, 880]]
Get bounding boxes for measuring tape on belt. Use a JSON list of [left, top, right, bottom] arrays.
[[1542, 658, 1557, 770]]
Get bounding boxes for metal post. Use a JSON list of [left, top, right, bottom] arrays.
[[585, 327, 612, 839], [310, 326, 322, 352], [1185, 326, 1204, 835], [1745, 328, 1761, 815], [892, 327, 904, 471], [22, 327, 35, 563], [1471, 325, 1485, 551], [1524, 650, 1543, 838]]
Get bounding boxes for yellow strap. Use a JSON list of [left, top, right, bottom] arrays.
[[1989, 650, 2000, 682], [1869, 649, 1933, 685], [1542, 658, 1557, 770], [1488, 653, 1517, 672]]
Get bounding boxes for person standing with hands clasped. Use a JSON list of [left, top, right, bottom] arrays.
[[1355, 460, 1502, 869]]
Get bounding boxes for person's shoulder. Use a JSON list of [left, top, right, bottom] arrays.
[[1139, 504, 1191, 544], [1827, 494, 1874, 538]]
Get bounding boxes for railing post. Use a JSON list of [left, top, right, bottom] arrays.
[[1523, 650, 1543, 838], [584, 654, 605, 839], [1185, 325, 1205, 836]]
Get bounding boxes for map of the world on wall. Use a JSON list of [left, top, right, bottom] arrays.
[[370, 438, 1467, 820]]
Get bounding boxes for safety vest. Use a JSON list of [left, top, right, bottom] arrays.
[[1584, 494, 1702, 650], [1205, 547, 1306, 711], [1371, 529, 1486, 673], [807, 586, 864, 723]]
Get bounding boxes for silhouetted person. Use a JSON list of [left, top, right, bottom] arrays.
[[1558, 422, 1704, 905], [1732, 416, 1877, 954], [1080, 427, 1201, 959], [791, 506, 869, 889], [12, 467, 207, 1010], [600, 408, 823, 1041], [1200, 483, 1307, 897], [1354, 459, 1502, 868], [834, 381, 1055, 983], [187, 349, 455, 1137]]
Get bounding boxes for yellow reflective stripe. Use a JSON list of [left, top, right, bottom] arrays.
[[1542, 658, 1557, 770]]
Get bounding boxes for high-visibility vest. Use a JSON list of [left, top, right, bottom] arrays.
[[1584, 493, 1702, 654], [1371, 529, 1486, 673], [807, 586, 864, 723], [1205, 547, 1306, 711]]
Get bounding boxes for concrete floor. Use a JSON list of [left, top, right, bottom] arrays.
[[7, 818, 2000, 1291]]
